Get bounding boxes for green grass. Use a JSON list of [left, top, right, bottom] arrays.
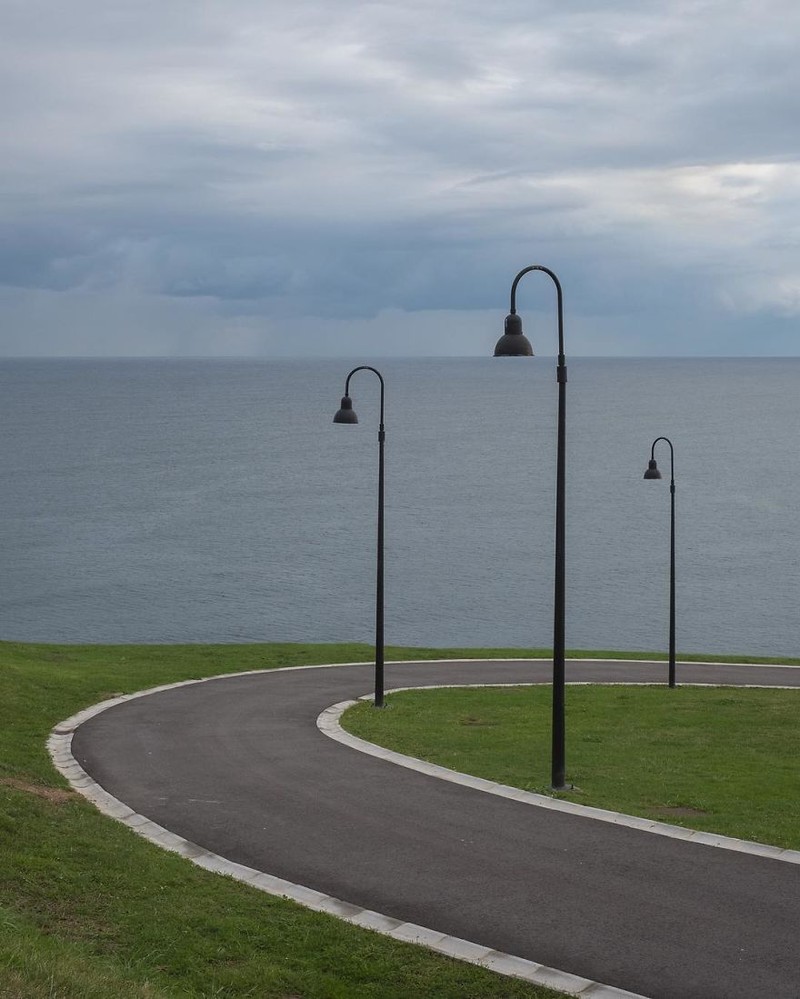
[[4, 641, 797, 997], [343, 682, 800, 850], [1, 640, 574, 999]]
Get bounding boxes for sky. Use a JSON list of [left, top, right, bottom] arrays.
[[1, 0, 799, 358]]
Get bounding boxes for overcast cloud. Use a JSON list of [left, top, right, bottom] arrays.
[[1, 0, 799, 356]]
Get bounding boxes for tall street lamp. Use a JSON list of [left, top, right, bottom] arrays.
[[643, 437, 677, 688], [333, 366, 386, 707], [495, 265, 571, 791]]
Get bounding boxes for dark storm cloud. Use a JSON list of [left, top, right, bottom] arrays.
[[1, 0, 799, 355]]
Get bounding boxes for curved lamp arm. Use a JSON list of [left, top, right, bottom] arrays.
[[648, 436, 675, 486], [509, 265, 566, 367], [343, 365, 385, 427]]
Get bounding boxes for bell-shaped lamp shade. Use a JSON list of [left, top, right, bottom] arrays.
[[494, 313, 534, 357], [643, 459, 662, 480], [333, 395, 359, 424]]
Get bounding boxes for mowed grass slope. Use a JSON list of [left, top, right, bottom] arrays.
[[1, 640, 571, 999], [343, 682, 800, 850]]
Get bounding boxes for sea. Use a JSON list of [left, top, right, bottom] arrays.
[[0, 356, 797, 659]]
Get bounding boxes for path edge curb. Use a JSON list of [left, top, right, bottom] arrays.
[[319, 682, 800, 866], [48, 660, 652, 999]]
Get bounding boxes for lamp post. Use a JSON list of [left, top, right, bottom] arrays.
[[494, 265, 571, 791], [643, 437, 676, 688], [333, 366, 386, 707]]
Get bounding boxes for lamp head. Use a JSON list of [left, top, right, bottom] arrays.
[[333, 395, 358, 424], [494, 312, 534, 357], [643, 459, 662, 480]]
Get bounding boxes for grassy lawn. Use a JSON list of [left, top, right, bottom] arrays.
[[1, 640, 576, 999], [343, 682, 800, 851]]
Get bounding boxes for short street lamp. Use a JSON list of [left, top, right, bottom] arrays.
[[494, 265, 571, 791], [643, 437, 677, 688], [333, 366, 386, 707]]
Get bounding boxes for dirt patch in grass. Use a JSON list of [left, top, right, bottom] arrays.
[[1, 777, 76, 804]]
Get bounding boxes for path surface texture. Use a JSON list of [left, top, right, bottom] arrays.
[[67, 659, 800, 999]]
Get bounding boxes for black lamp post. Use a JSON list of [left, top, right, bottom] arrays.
[[333, 366, 386, 708], [495, 265, 571, 791], [643, 437, 676, 688]]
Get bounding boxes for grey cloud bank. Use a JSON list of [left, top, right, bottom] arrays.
[[1, 0, 799, 357]]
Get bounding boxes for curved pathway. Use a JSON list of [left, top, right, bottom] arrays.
[[55, 659, 800, 999]]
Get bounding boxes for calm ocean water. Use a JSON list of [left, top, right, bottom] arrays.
[[0, 356, 798, 658]]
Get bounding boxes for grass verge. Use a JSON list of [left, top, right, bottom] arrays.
[[1, 640, 573, 999], [343, 682, 800, 850]]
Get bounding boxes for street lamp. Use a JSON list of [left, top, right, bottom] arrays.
[[643, 437, 677, 688], [495, 265, 571, 791], [333, 366, 386, 707]]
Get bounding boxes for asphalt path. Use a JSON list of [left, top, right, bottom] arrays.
[[70, 659, 800, 999]]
